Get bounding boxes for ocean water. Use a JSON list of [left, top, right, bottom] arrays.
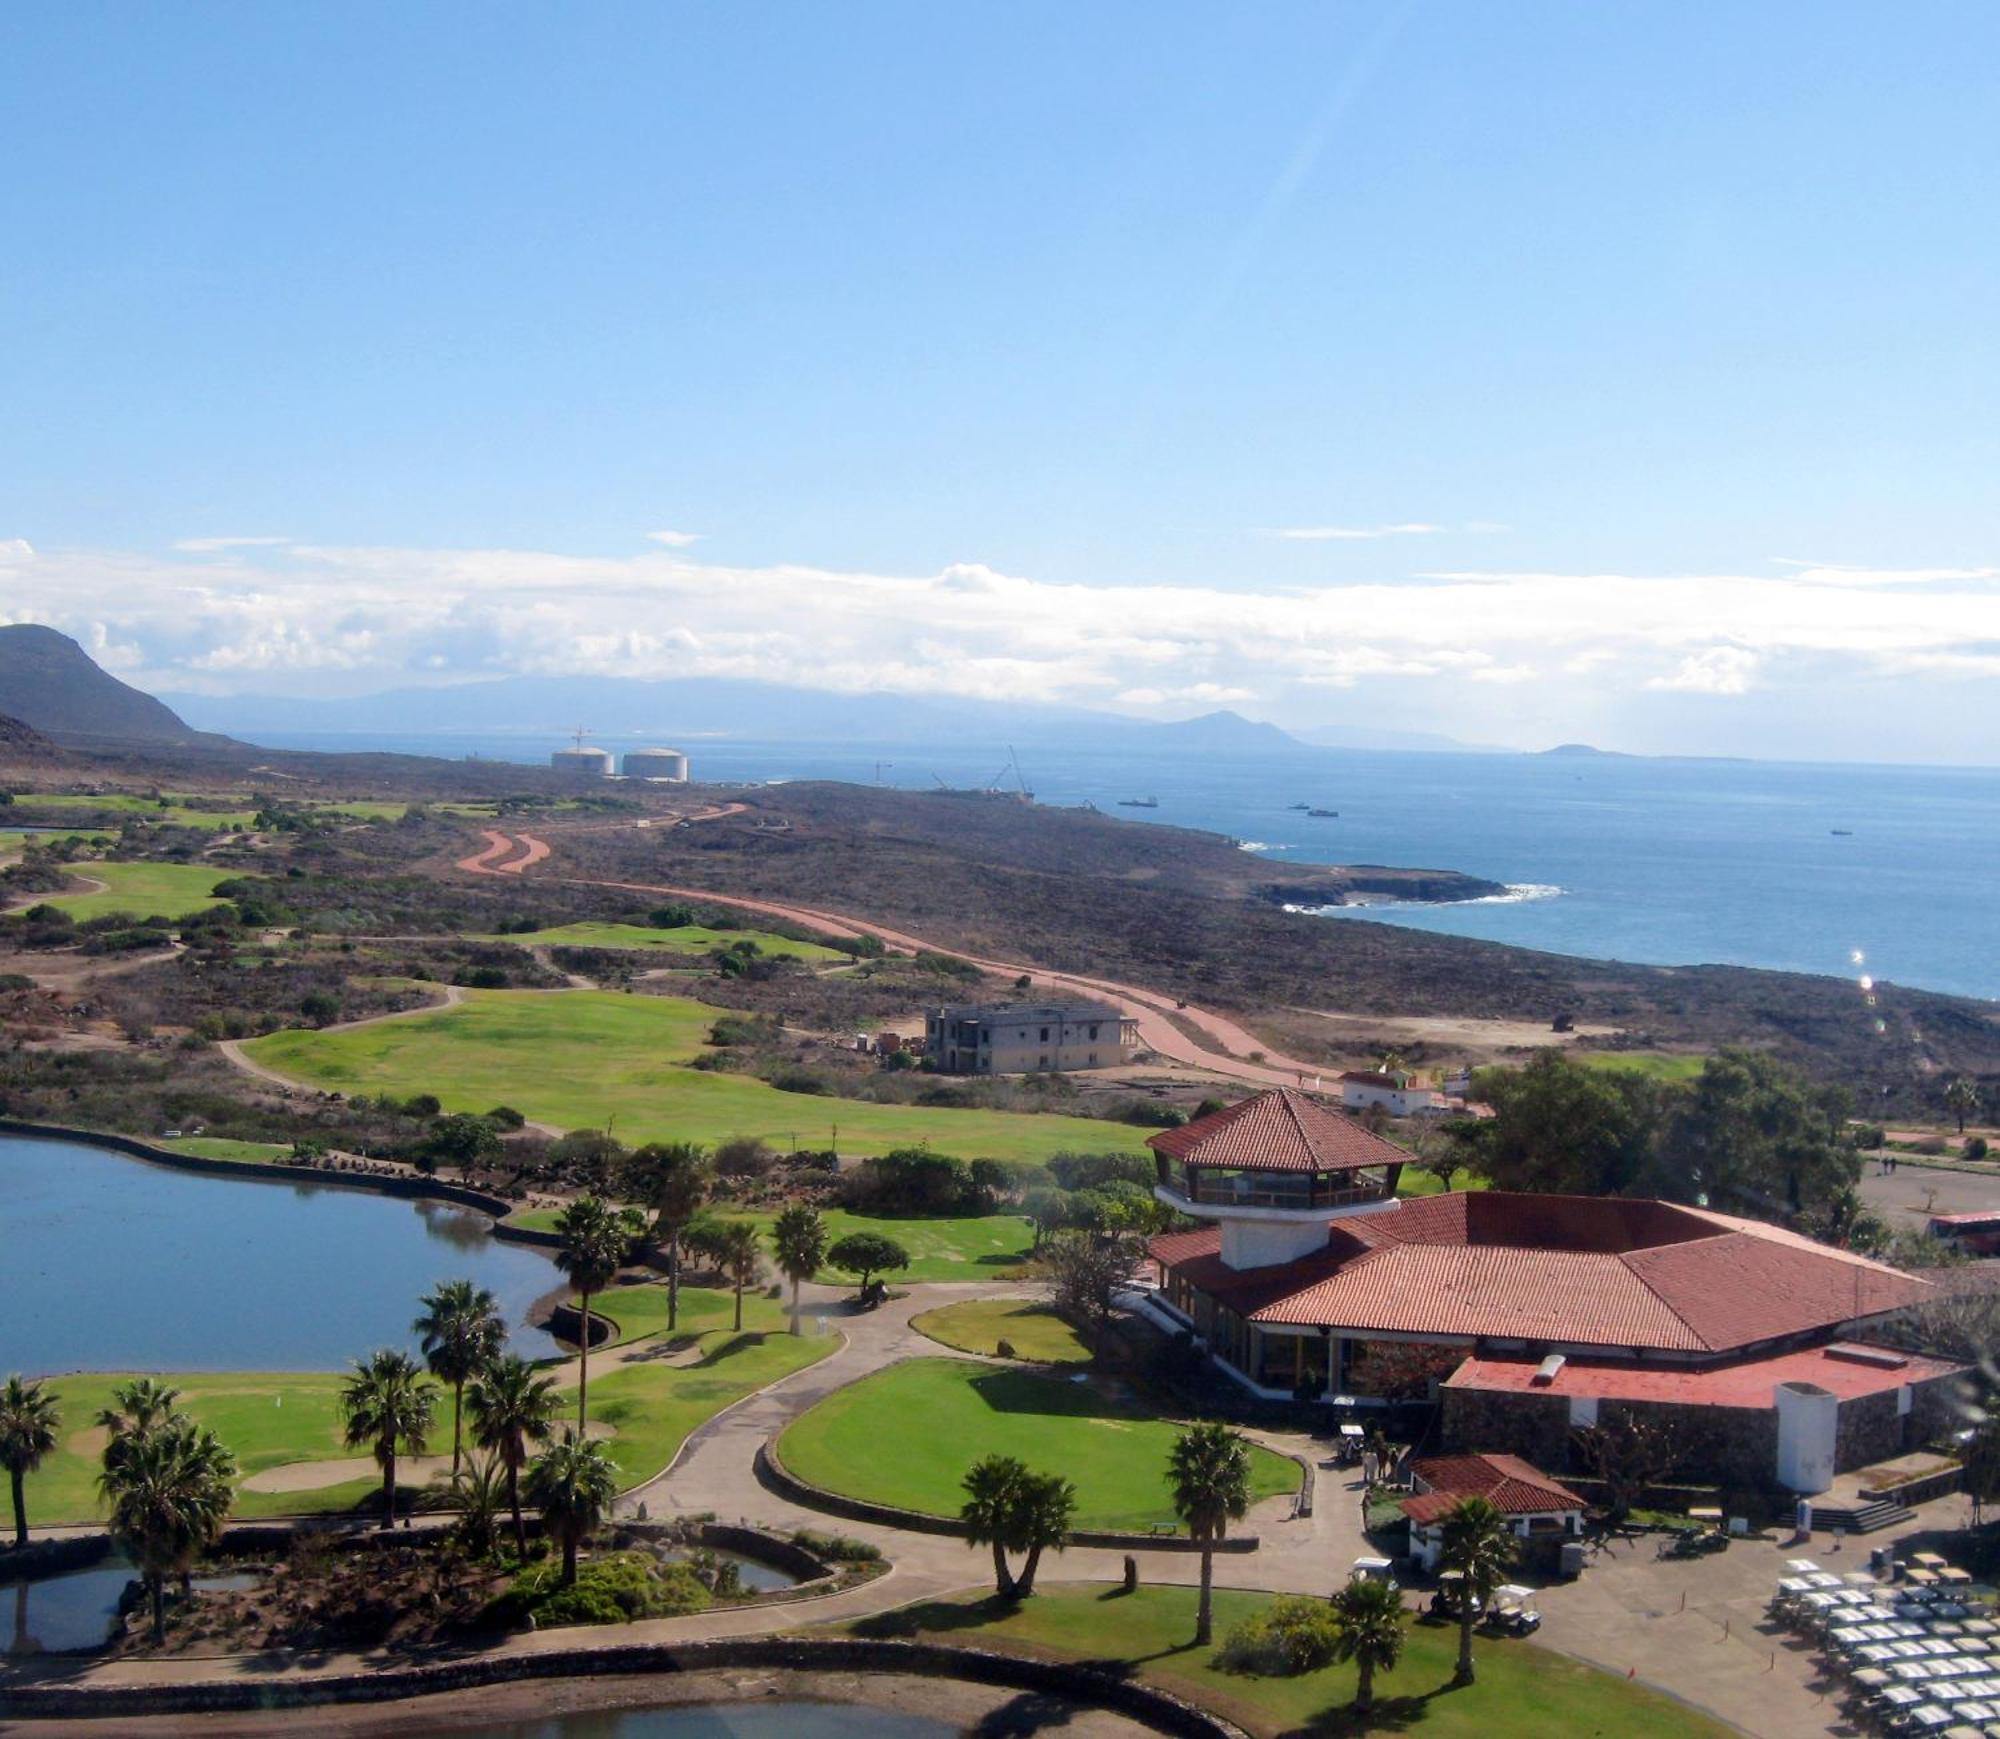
[[253, 728, 2000, 1001]]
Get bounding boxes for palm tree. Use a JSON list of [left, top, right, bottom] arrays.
[[1947, 1076, 1982, 1135], [524, 1427, 619, 1587], [554, 1195, 641, 1429], [95, 1377, 183, 1475], [468, 1355, 560, 1560], [340, 1349, 435, 1530], [1008, 1471, 1076, 1596], [625, 1140, 711, 1331], [1168, 1421, 1251, 1646], [772, 1204, 828, 1336], [445, 1452, 508, 1559], [1331, 1575, 1407, 1715], [1438, 1495, 1515, 1685], [0, 1376, 60, 1547], [99, 1421, 236, 1642], [960, 1454, 1031, 1599], [707, 1218, 764, 1332], [414, 1278, 505, 1480]]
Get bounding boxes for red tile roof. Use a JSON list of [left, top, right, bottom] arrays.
[[1148, 1088, 1410, 1175], [1149, 1190, 1936, 1356], [1400, 1454, 1583, 1524], [1445, 1344, 1966, 1409]]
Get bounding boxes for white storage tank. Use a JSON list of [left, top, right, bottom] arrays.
[[622, 747, 689, 782], [551, 746, 614, 779]]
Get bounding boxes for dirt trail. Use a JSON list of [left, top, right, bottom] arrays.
[[458, 831, 1327, 1087]]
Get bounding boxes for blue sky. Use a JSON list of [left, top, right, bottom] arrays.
[[3, 3, 1998, 761]]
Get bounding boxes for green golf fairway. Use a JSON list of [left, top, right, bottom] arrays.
[[245, 988, 1150, 1163], [777, 1357, 1299, 1533], [42, 860, 236, 921], [478, 921, 847, 962]]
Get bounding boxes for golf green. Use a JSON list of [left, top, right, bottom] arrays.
[[478, 921, 847, 962], [42, 860, 236, 921], [776, 1357, 1300, 1533], [244, 988, 1151, 1163]]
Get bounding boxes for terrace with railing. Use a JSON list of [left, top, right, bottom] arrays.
[[1162, 1163, 1396, 1214]]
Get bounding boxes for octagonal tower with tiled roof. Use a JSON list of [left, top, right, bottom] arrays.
[[1147, 1088, 1408, 1271]]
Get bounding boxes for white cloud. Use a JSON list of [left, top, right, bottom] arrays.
[[172, 535, 294, 553], [1256, 523, 1443, 541], [0, 538, 34, 562], [1645, 646, 1762, 695], [1769, 559, 2000, 588], [9, 541, 2000, 725], [645, 529, 704, 548]]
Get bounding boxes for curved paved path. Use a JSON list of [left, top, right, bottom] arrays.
[[459, 830, 1329, 1088]]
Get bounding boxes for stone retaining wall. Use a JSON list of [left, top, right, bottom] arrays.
[[754, 1441, 1258, 1555], [0, 1117, 520, 1222], [0, 1636, 1248, 1735]]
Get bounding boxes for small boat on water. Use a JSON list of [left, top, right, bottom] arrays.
[[1306, 807, 1340, 818], [1287, 802, 1311, 811], [1118, 796, 1159, 809], [1831, 828, 1853, 836]]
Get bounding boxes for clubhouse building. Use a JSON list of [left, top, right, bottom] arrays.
[[1142, 1090, 1963, 1493]]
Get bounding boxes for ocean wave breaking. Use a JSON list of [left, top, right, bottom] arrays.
[[1286, 881, 1563, 916], [1237, 840, 1288, 854]]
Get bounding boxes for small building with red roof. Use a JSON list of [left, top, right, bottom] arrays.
[[1399, 1454, 1586, 1570], [1142, 1088, 1962, 1492]]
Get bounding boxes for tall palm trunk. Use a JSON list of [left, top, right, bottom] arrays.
[[149, 1574, 166, 1643], [990, 1539, 1016, 1599], [561, 1531, 578, 1587], [1018, 1543, 1045, 1596], [1456, 1605, 1476, 1683], [450, 1380, 465, 1479], [667, 1230, 681, 1331], [1356, 1657, 1375, 1714], [733, 1274, 744, 1332], [1195, 1540, 1215, 1645], [507, 1462, 526, 1559], [9, 1466, 26, 1547], [790, 1274, 802, 1336], [380, 1444, 398, 1529], [577, 1287, 593, 1428]]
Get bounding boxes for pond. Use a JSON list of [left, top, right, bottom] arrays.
[[0, 1133, 563, 1375], [434, 1706, 951, 1738], [2, 1553, 258, 1656]]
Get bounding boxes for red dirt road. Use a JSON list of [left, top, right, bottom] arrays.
[[458, 830, 1330, 1088]]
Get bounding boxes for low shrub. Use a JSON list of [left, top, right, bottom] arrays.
[[1217, 1595, 1345, 1676], [490, 1552, 710, 1629], [790, 1528, 883, 1564], [1967, 1136, 1990, 1161]]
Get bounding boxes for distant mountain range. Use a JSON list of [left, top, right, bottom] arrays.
[[0, 622, 1500, 762], [160, 673, 1320, 750], [0, 625, 226, 749], [160, 672, 1490, 757]]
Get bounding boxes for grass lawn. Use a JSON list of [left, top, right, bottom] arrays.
[[589, 1325, 833, 1491], [911, 1299, 1091, 1364], [1395, 1167, 1487, 1198], [476, 921, 848, 963], [1576, 1050, 1709, 1084], [32, 1371, 355, 1527], [576, 1277, 789, 1347], [43, 860, 236, 921], [244, 988, 1149, 1163], [166, 1136, 296, 1165], [11, 793, 258, 829], [843, 1583, 1730, 1739], [25, 1289, 827, 1526], [777, 1358, 1299, 1534]]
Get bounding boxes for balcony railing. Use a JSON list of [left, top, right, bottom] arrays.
[[1172, 1173, 1390, 1212]]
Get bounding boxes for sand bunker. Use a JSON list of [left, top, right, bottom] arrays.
[[243, 1419, 616, 1494]]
